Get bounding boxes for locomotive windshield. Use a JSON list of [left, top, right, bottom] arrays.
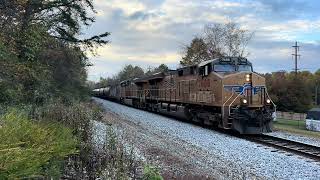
[[213, 64, 252, 72], [214, 64, 236, 72], [199, 57, 253, 74], [238, 65, 252, 72], [213, 57, 253, 72]]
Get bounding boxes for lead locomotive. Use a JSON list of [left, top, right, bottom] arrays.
[[94, 57, 275, 134]]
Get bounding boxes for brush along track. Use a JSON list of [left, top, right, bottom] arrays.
[[245, 134, 320, 161]]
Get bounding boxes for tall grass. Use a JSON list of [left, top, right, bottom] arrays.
[[0, 100, 163, 179], [0, 109, 78, 179]]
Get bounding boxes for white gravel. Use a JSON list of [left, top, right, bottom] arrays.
[[267, 131, 320, 147], [92, 120, 107, 149], [93, 98, 320, 180]]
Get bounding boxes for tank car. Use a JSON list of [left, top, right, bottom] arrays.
[[94, 57, 275, 134]]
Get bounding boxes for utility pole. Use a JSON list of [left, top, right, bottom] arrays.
[[292, 41, 301, 75]]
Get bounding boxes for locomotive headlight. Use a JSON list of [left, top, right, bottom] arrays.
[[266, 99, 271, 104], [245, 74, 251, 82], [242, 99, 248, 104]]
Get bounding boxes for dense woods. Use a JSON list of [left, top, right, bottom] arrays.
[[0, 0, 109, 104], [0, 0, 111, 178], [266, 70, 320, 113]]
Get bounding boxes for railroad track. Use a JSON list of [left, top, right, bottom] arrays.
[[245, 134, 320, 161]]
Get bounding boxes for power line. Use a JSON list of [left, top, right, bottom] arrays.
[[292, 41, 301, 75]]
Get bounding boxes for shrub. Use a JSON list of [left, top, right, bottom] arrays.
[[143, 165, 163, 180], [0, 109, 78, 179]]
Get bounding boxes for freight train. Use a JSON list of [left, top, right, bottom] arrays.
[[93, 57, 276, 134]]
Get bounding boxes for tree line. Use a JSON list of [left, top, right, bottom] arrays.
[[0, 0, 109, 105], [266, 71, 320, 113], [94, 64, 169, 88]]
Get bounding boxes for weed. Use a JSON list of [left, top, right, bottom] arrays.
[[142, 165, 163, 180], [0, 109, 78, 179]]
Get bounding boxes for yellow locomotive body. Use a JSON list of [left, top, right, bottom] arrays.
[[94, 57, 275, 134]]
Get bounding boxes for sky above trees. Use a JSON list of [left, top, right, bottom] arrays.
[[86, 0, 320, 81]]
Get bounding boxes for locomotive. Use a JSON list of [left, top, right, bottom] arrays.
[[93, 57, 276, 134]]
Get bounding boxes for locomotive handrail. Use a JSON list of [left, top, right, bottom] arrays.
[[264, 87, 277, 113], [228, 86, 249, 115], [222, 87, 237, 119]]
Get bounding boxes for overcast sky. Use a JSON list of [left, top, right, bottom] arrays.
[[85, 0, 320, 81]]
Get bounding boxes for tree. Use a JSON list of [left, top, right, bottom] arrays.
[[180, 22, 253, 66], [205, 22, 253, 57], [265, 71, 314, 112], [0, 0, 110, 104], [96, 76, 118, 88], [145, 64, 170, 75], [118, 65, 144, 82], [155, 64, 169, 72], [180, 37, 211, 66], [38, 39, 90, 101], [0, 0, 110, 60]]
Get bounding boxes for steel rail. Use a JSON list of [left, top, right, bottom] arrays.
[[245, 134, 320, 161]]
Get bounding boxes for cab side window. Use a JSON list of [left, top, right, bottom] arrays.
[[200, 64, 211, 76], [204, 65, 209, 76]]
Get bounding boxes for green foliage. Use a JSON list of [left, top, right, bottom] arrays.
[[143, 165, 163, 180], [0, 109, 78, 179], [20, 25, 49, 61], [31, 100, 103, 139], [96, 64, 170, 88], [266, 71, 318, 113], [0, 0, 110, 55], [145, 64, 170, 75], [0, 0, 110, 105], [118, 64, 145, 82], [156, 64, 169, 72], [180, 37, 211, 66]]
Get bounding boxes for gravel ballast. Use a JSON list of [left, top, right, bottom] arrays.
[[93, 98, 320, 179]]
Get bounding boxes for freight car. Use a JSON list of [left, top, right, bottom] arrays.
[[94, 57, 276, 134]]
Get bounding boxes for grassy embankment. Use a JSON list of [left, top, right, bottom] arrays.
[[273, 118, 320, 139], [0, 108, 78, 179], [0, 101, 163, 179]]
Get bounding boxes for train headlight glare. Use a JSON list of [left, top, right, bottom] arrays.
[[242, 99, 248, 104], [266, 99, 271, 104], [245, 74, 250, 82]]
